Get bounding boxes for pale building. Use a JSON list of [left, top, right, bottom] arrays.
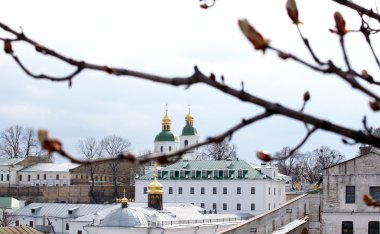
[[0, 158, 25, 186], [135, 160, 287, 215], [78, 171, 246, 234], [154, 109, 199, 159], [17, 163, 80, 187], [12, 202, 114, 234], [321, 145, 380, 234]]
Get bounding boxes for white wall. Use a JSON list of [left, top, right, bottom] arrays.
[[18, 171, 71, 186], [154, 141, 179, 154], [135, 179, 285, 215]]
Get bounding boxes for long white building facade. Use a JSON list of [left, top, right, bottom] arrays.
[[135, 160, 286, 215]]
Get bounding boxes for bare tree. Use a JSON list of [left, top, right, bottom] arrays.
[[0, 209, 15, 227], [76, 136, 103, 202], [101, 135, 131, 198], [0, 126, 41, 158], [276, 145, 345, 185], [275, 147, 302, 182], [198, 140, 238, 160]]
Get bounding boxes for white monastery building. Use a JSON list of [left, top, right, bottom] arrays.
[[135, 160, 286, 215], [18, 163, 80, 187], [154, 108, 199, 158], [137, 109, 287, 215]]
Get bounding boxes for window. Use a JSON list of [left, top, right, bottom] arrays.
[[169, 187, 173, 194], [179, 187, 183, 194], [213, 187, 217, 194], [224, 170, 228, 177], [251, 187, 255, 194], [213, 203, 217, 210], [202, 170, 207, 178], [269, 187, 271, 195], [143, 187, 147, 194], [369, 221, 380, 234], [223, 187, 227, 194], [251, 203, 255, 210], [28, 175, 31, 181], [342, 221, 353, 234], [36, 183, 39, 186], [169, 146, 171, 152], [37, 174, 40, 180], [184, 140, 188, 147], [223, 203, 227, 210], [274, 188, 276, 195], [19, 175, 22, 181], [0, 174, 3, 181], [370, 187, 380, 203], [191, 170, 195, 178], [29, 221, 33, 227], [180, 170, 184, 178], [56, 184, 59, 187], [237, 169, 242, 178], [56, 174, 59, 180], [201, 187, 205, 194], [15, 220, 19, 226], [237, 187, 241, 194], [237, 203, 241, 210], [66, 223, 70, 230], [346, 186, 355, 203], [160, 146, 163, 152], [6, 174, 9, 181], [213, 170, 218, 178], [201, 203, 205, 208], [170, 170, 174, 178], [268, 203, 270, 210], [43, 174, 46, 180], [190, 187, 194, 194], [78, 231, 83, 234]]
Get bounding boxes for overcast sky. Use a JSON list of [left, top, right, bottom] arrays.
[[0, 0, 379, 163]]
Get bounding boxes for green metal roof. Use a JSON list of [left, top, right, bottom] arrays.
[[0, 197, 15, 209], [154, 131, 177, 142], [181, 125, 198, 136], [137, 160, 266, 180]]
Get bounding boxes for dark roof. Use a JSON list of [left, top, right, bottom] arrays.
[[0, 226, 43, 234]]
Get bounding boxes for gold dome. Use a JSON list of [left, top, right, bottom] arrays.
[[162, 113, 171, 124], [148, 177, 163, 195], [185, 113, 193, 122]]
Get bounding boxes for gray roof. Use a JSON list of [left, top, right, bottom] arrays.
[[19, 163, 80, 172], [102, 207, 149, 227], [74, 202, 248, 227], [12, 203, 114, 218], [0, 158, 24, 166]]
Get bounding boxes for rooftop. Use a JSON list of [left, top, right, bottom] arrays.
[[137, 160, 267, 180], [12, 203, 114, 218], [19, 163, 80, 173]]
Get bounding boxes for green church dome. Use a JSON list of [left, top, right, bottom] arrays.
[[155, 131, 177, 142], [181, 125, 198, 136]]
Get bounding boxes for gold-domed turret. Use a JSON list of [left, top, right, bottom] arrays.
[[162, 104, 171, 131], [185, 105, 194, 126], [148, 162, 164, 210], [116, 189, 129, 208], [148, 165, 163, 195]]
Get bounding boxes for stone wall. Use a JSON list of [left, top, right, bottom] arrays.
[[0, 185, 135, 203], [220, 194, 311, 234]]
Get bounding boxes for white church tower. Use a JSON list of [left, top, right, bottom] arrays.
[[179, 108, 199, 156], [154, 107, 179, 154]]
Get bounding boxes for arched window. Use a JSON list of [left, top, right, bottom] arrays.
[[169, 146, 172, 152], [184, 140, 189, 147], [160, 146, 163, 152]]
